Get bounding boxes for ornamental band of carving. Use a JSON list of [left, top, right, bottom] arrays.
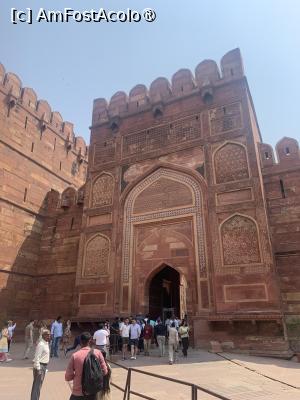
[[122, 114, 202, 157]]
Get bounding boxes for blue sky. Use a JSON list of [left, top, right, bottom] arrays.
[[0, 0, 299, 148]]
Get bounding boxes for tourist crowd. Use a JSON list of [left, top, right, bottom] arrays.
[[0, 314, 190, 400]]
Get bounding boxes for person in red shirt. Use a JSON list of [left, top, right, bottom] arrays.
[[143, 321, 153, 356], [65, 332, 108, 400]]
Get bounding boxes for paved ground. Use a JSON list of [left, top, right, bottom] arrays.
[[1, 343, 300, 400]]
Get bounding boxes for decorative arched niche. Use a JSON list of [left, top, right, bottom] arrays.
[[122, 167, 207, 282], [220, 214, 261, 266], [120, 167, 209, 313], [82, 234, 110, 277], [214, 142, 249, 184], [91, 173, 114, 208]]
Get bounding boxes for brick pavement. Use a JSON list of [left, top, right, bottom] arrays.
[[1, 343, 300, 400]]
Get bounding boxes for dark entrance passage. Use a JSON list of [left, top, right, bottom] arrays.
[[149, 265, 180, 320]]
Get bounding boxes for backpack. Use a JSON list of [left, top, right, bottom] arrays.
[[81, 349, 104, 395]]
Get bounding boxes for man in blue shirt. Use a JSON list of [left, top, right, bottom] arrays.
[[129, 318, 141, 360], [50, 316, 63, 357]]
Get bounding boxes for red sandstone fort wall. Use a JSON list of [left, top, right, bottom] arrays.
[[32, 187, 85, 319], [259, 138, 300, 350], [71, 49, 287, 352], [1, 50, 300, 354], [0, 64, 87, 323]]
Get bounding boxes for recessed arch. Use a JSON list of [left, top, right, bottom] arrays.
[[121, 166, 208, 313], [145, 261, 183, 287], [147, 263, 181, 320]]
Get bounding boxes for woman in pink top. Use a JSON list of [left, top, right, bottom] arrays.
[[65, 332, 107, 400]]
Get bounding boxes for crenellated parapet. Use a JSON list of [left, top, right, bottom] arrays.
[[45, 185, 86, 211], [259, 137, 300, 169], [0, 63, 88, 160], [92, 48, 244, 126]]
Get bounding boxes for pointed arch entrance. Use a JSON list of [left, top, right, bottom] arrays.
[[120, 166, 209, 315], [148, 264, 180, 320]]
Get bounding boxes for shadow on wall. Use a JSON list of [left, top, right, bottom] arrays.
[[0, 195, 48, 329], [0, 186, 84, 332]]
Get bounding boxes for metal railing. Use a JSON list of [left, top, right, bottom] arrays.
[[110, 360, 232, 400]]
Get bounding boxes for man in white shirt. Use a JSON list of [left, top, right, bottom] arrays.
[[168, 322, 179, 365], [31, 329, 51, 400], [120, 318, 130, 360], [93, 323, 109, 354], [50, 316, 63, 358]]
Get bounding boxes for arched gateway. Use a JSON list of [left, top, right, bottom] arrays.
[[120, 167, 209, 318], [147, 263, 188, 321]]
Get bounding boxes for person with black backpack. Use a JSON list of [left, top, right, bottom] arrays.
[[65, 332, 108, 400]]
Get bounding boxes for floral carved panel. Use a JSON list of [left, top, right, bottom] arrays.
[[214, 143, 249, 184], [91, 173, 114, 207], [221, 215, 261, 266], [83, 234, 110, 277]]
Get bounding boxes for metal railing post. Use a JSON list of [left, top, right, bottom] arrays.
[[127, 368, 132, 400], [192, 385, 198, 400], [123, 368, 130, 400]]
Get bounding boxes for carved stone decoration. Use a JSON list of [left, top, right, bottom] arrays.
[[122, 168, 207, 283], [83, 234, 110, 277], [91, 173, 114, 207], [133, 177, 194, 214], [122, 113, 201, 158], [214, 143, 249, 184], [221, 215, 261, 266]]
